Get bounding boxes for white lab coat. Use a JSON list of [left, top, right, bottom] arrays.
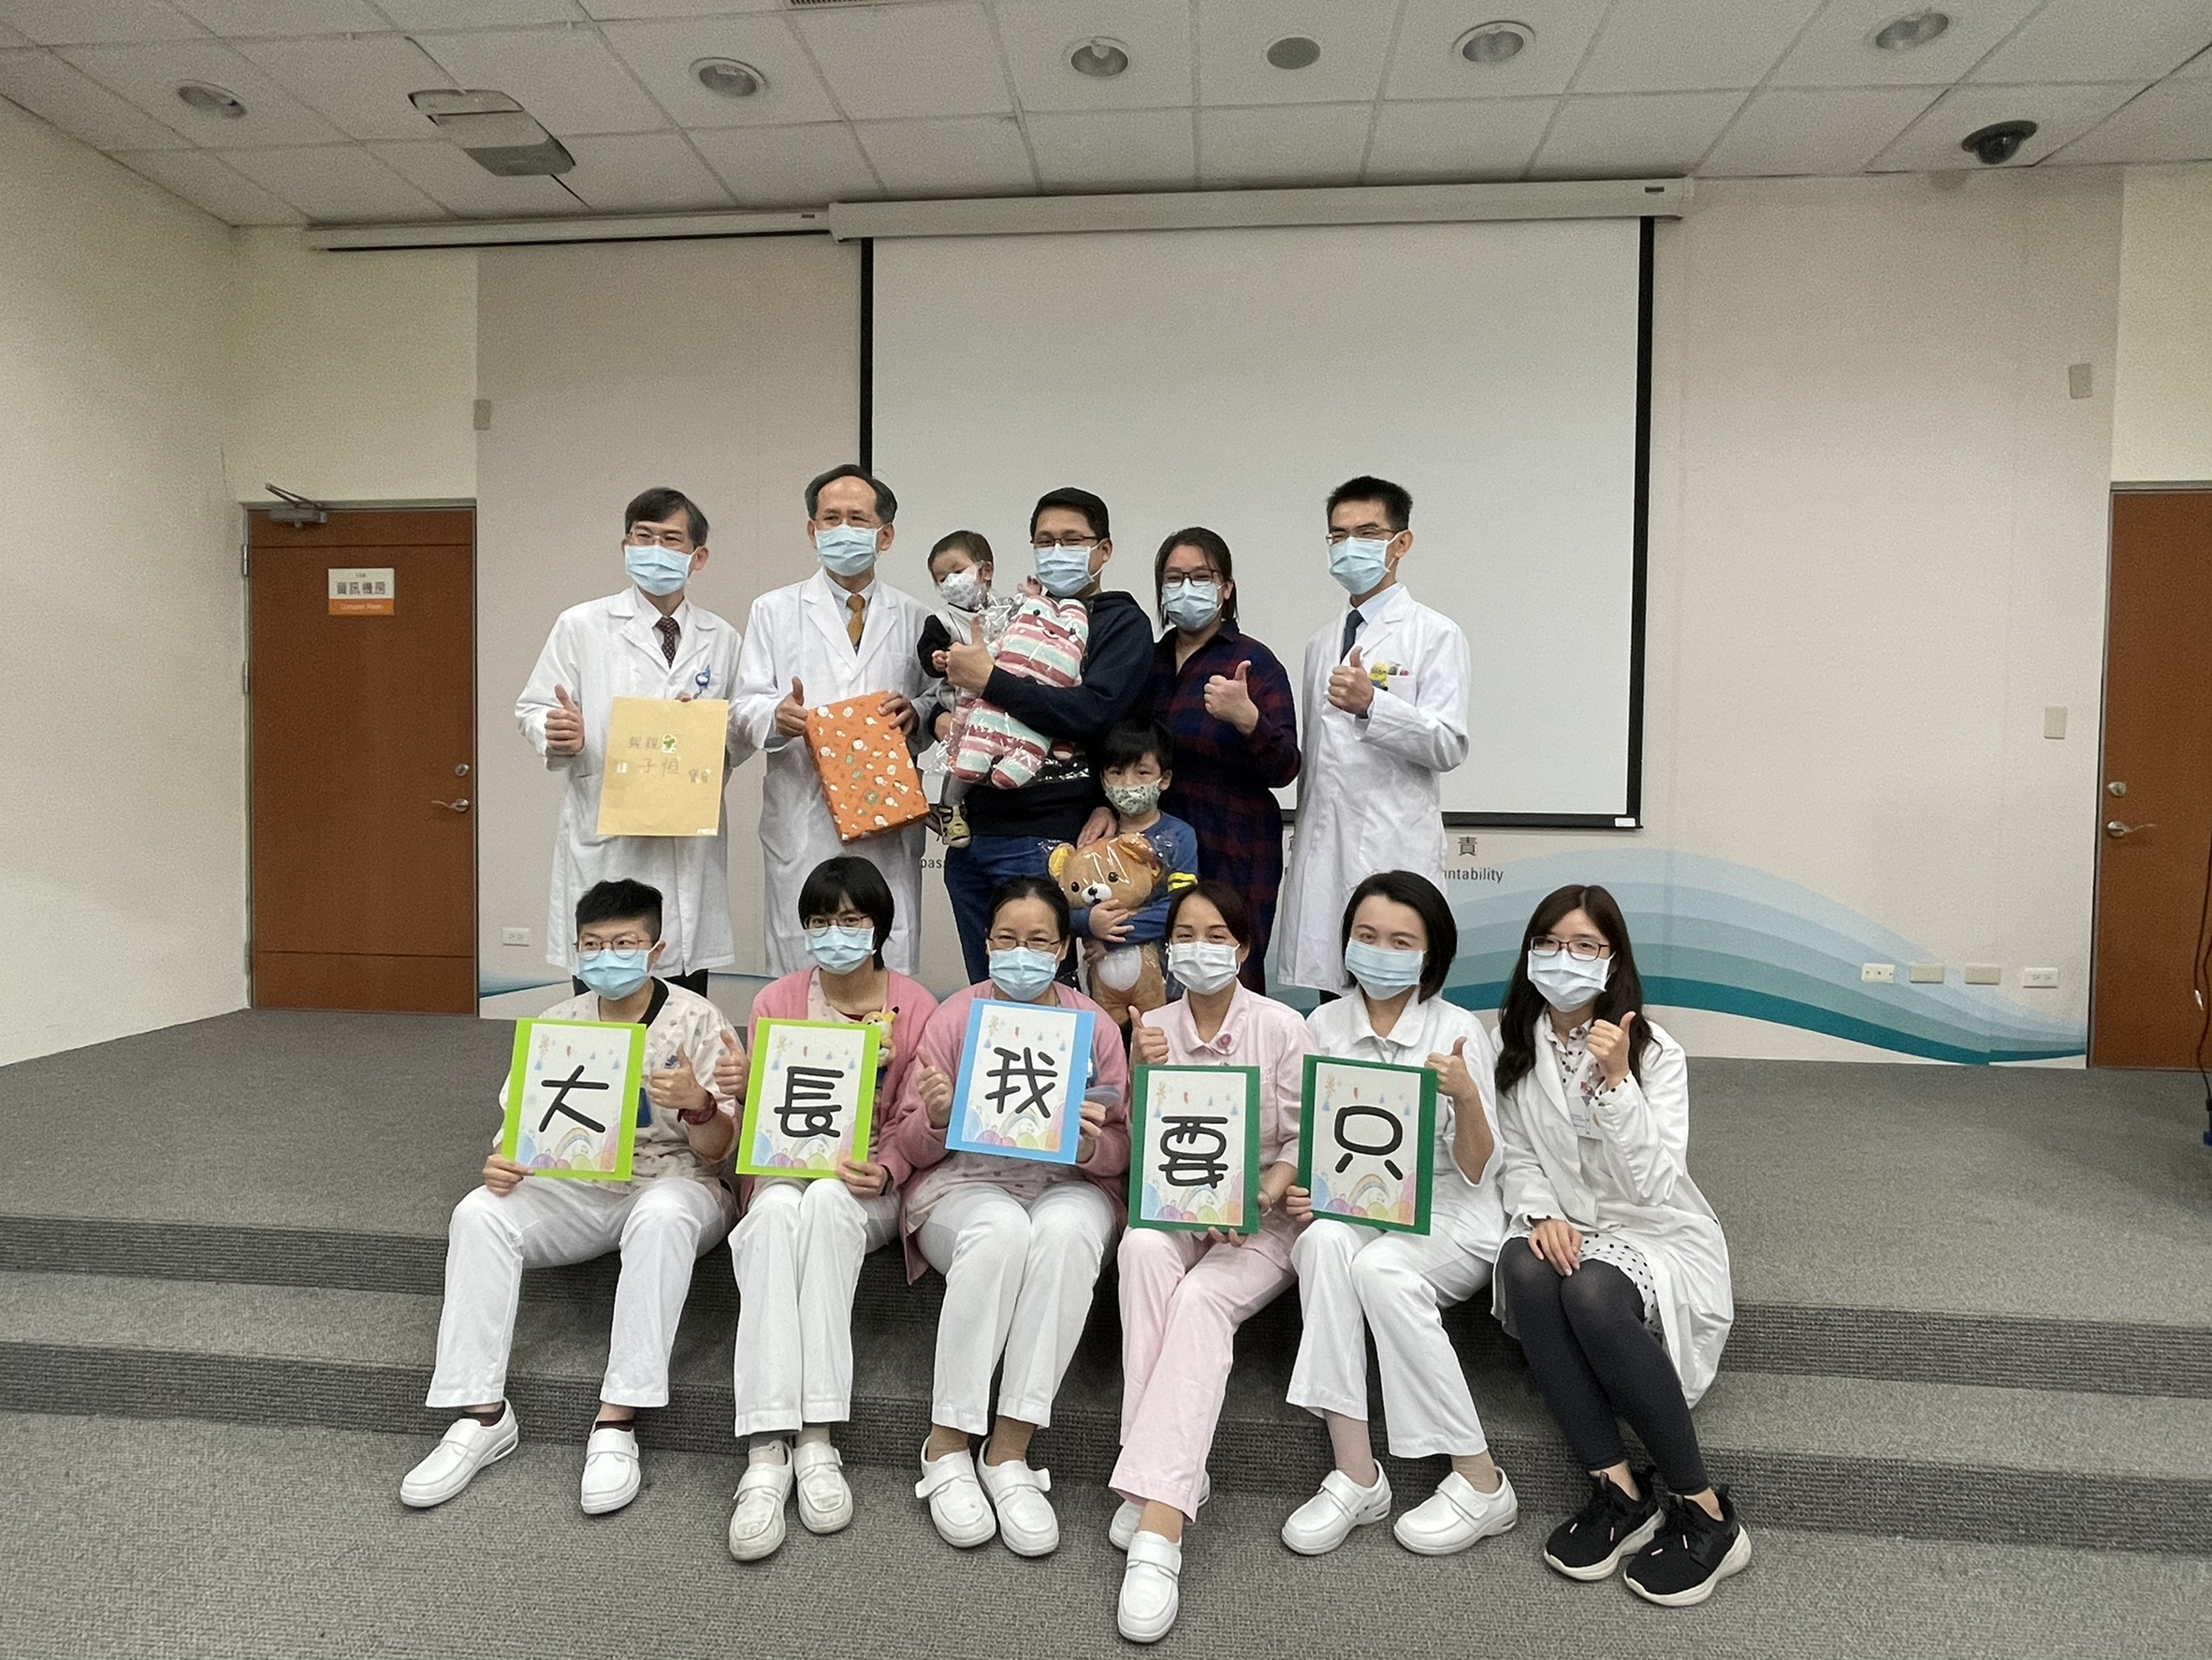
[[729, 568, 930, 976], [1491, 1018, 1735, 1405], [516, 588, 751, 976], [1276, 584, 1470, 991]]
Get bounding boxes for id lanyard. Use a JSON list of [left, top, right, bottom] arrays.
[[681, 665, 711, 703]]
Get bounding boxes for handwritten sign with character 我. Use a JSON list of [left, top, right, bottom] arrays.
[[945, 997, 1093, 1165], [500, 1018, 648, 1180], [596, 696, 730, 837]]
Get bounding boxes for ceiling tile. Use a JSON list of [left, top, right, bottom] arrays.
[[1197, 101, 1372, 187], [413, 25, 667, 135], [560, 129, 735, 208], [2045, 79, 2212, 166], [599, 15, 837, 127], [60, 39, 349, 146], [0, 22, 25, 44], [369, 138, 583, 213], [793, 1, 1011, 121], [1700, 85, 1942, 176], [1772, 0, 2043, 89], [690, 120, 879, 207], [217, 142, 448, 219], [855, 113, 1033, 197], [2178, 44, 2212, 80], [993, 0, 1192, 114], [1869, 80, 2143, 170], [1970, 0, 2212, 86], [1196, 0, 1396, 108], [0, 1, 200, 46], [1529, 90, 1747, 178], [579, 0, 779, 16], [1026, 107, 1194, 191], [0, 46, 192, 147], [374, 1, 582, 25], [172, 0, 386, 35], [1573, 0, 1824, 94], [1363, 96, 1554, 183], [1384, 0, 1608, 101], [237, 35, 452, 141], [112, 145, 303, 222]]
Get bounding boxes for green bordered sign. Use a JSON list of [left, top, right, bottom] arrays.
[[1128, 1065, 1262, 1234], [1295, 1054, 1435, 1234], [501, 1018, 648, 1180], [736, 1017, 882, 1178]]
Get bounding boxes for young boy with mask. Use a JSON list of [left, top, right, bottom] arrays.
[[914, 531, 1020, 847], [1074, 721, 1199, 983], [402, 879, 738, 1520]]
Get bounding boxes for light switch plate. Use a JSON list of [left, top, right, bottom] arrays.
[[1862, 963, 1897, 983], [1964, 963, 2001, 985], [2043, 706, 2067, 739], [1908, 963, 1945, 983], [2068, 362, 2092, 400], [501, 927, 531, 946], [2021, 967, 2059, 989]]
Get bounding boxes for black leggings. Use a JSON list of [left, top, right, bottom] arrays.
[[1497, 1237, 1710, 1494]]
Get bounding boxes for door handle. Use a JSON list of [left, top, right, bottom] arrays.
[[433, 797, 471, 814], [2104, 820, 2154, 838]]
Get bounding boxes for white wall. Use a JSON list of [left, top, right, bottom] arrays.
[[2113, 162, 2212, 485], [0, 103, 245, 1063]]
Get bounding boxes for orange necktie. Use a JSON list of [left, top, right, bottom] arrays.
[[846, 591, 866, 648]]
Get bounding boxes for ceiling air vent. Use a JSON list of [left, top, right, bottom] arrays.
[[410, 88, 574, 178]]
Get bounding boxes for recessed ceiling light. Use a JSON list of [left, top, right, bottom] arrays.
[[1456, 22, 1532, 65], [176, 81, 245, 119], [1068, 36, 1130, 79], [1873, 9, 1950, 51], [1265, 36, 1322, 71], [692, 57, 765, 99]]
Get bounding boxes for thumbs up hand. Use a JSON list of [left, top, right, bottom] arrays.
[[775, 677, 811, 738], [1587, 1010, 1637, 1089], [713, 1027, 747, 1100], [916, 1056, 953, 1129], [1202, 658, 1261, 734], [1327, 646, 1375, 716], [1426, 1035, 1479, 1110], [546, 684, 585, 754], [647, 1052, 710, 1117]]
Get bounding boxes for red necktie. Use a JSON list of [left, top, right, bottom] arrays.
[[655, 615, 679, 665]]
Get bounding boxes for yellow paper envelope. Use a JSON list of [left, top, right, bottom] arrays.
[[596, 696, 730, 837]]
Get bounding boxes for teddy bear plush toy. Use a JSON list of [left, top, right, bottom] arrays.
[[1048, 835, 1168, 1028]]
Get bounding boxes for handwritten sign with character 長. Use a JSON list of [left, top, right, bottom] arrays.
[[596, 696, 730, 838], [1296, 1055, 1435, 1234], [735, 1019, 880, 1178], [945, 997, 1093, 1165], [500, 1018, 648, 1180]]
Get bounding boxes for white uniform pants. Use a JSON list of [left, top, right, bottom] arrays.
[[916, 1181, 1118, 1435], [1287, 1218, 1495, 1458], [426, 1174, 735, 1411], [730, 1177, 902, 1438]]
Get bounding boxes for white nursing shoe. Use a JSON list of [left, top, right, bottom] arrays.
[[793, 1439, 853, 1535], [1393, 1469, 1520, 1555], [1116, 1532, 1184, 1645], [1280, 1466, 1393, 1555], [579, 1425, 642, 1516], [915, 1443, 997, 1549], [977, 1444, 1059, 1557], [400, 1406, 518, 1509], [1111, 1474, 1211, 1551], [728, 1452, 794, 1562]]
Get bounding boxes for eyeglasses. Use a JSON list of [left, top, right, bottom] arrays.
[[1531, 937, 1612, 961], [804, 915, 875, 935], [1031, 535, 1100, 551], [626, 528, 693, 550], [1325, 525, 1399, 546], [986, 932, 1064, 953], [1160, 568, 1222, 585], [578, 936, 655, 954]]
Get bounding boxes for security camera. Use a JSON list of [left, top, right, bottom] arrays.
[[1961, 120, 2037, 166]]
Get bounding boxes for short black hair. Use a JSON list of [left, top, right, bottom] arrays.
[[805, 463, 897, 522], [575, 878, 662, 942], [929, 530, 994, 575], [797, 855, 896, 968], [625, 487, 707, 545], [1154, 525, 1240, 628], [1339, 869, 1457, 1000], [987, 874, 1072, 945], [1101, 719, 1172, 775], [1327, 475, 1412, 533], [1029, 486, 1109, 542], [1166, 880, 1254, 948]]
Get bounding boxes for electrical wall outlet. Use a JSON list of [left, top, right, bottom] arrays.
[[501, 926, 531, 947], [1861, 963, 1897, 983], [2020, 967, 2059, 989], [1908, 963, 1945, 983], [1964, 963, 2002, 985]]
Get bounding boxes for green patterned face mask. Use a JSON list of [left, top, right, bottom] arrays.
[[1104, 782, 1162, 817]]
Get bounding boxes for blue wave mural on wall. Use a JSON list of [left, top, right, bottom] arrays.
[[1434, 850, 2087, 1065]]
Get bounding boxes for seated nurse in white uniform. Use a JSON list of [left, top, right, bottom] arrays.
[[1281, 870, 1520, 1558], [401, 878, 738, 1518]]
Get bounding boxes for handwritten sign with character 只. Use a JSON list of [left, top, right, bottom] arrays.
[[501, 1019, 648, 1180], [735, 1019, 881, 1178], [1129, 1066, 1261, 1234], [596, 696, 731, 837], [946, 997, 1093, 1165], [1296, 1055, 1435, 1234]]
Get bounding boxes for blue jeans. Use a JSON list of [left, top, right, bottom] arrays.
[[944, 834, 1062, 985]]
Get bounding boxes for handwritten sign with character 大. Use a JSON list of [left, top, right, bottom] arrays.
[[1295, 1055, 1435, 1234], [735, 1018, 881, 1178], [501, 1018, 648, 1180], [1128, 1065, 1261, 1234], [945, 997, 1093, 1166]]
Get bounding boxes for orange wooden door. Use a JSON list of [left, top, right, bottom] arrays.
[[2090, 489, 2212, 1068], [249, 509, 476, 1013]]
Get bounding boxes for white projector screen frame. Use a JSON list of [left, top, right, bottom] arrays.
[[864, 217, 1652, 827]]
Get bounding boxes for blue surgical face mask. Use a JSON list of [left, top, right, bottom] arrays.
[[1327, 535, 1391, 597], [988, 945, 1062, 1002], [1159, 578, 1221, 632], [626, 543, 692, 597], [1035, 542, 1097, 599], [1345, 939, 1424, 999], [815, 524, 880, 577], [806, 923, 876, 976], [577, 947, 652, 998]]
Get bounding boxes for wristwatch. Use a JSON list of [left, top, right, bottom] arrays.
[[677, 1098, 720, 1126]]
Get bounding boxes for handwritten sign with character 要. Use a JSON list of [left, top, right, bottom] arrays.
[[1128, 1065, 1261, 1234], [500, 1019, 648, 1180], [945, 998, 1094, 1165], [1296, 1055, 1436, 1234], [735, 1019, 881, 1178]]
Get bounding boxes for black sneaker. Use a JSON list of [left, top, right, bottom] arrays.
[[1542, 1472, 1662, 1580], [1624, 1486, 1752, 1607]]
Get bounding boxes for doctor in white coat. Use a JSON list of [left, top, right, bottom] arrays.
[[517, 486, 752, 992], [1276, 475, 1469, 994], [731, 465, 929, 976]]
